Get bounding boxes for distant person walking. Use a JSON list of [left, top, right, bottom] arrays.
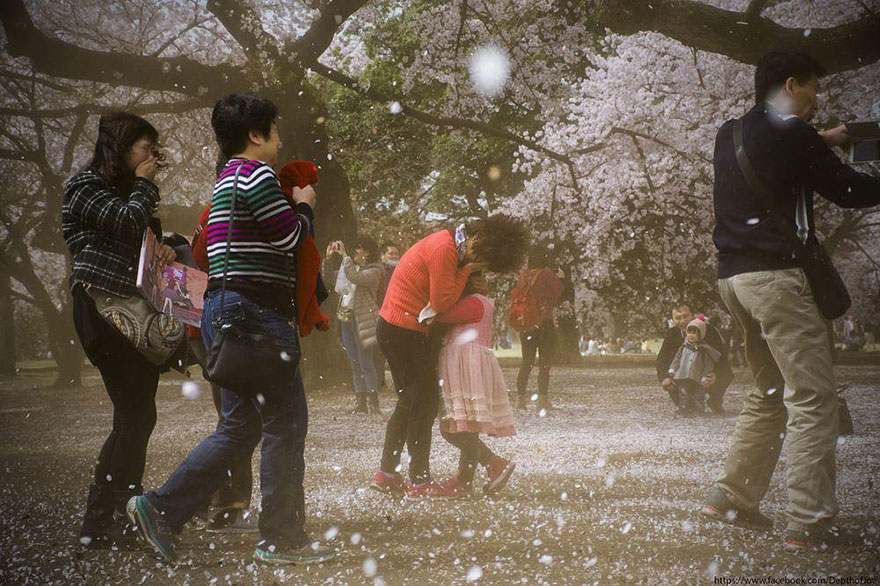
[[511, 260, 563, 410]]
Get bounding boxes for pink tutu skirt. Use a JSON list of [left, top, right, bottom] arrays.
[[438, 342, 515, 436]]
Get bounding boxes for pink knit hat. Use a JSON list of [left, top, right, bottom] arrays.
[[686, 318, 707, 341]]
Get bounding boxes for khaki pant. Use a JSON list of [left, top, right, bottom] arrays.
[[717, 268, 838, 531]]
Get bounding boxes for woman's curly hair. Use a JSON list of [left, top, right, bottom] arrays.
[[468, 214, 530, 273], [88, 111, 163, 193]]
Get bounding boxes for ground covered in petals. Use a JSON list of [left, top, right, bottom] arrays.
[[1, 364, 878, 585]]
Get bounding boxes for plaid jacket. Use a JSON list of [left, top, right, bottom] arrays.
[[62, 170, 160, 296]]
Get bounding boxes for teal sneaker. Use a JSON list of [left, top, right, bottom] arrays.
[[254, 540, 335, 565], [126, 496, 177, 563]]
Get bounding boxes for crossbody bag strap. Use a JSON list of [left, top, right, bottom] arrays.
[[218, 162, 245, 313], [733, 118, 808, 255]]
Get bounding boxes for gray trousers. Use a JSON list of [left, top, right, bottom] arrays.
[[716, 268, 838, 531]]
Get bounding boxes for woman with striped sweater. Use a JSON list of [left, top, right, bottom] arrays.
[[127, 94, 334, 566]]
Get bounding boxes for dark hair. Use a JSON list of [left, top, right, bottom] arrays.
[[381, 241, 398, 252], [672, 303, 692, 314], [469, 215, 530, 273], [88, 111, 160, 192], [754, 50, 826, 104], [354, 234, 380, 263], [211, 94, 279, 158]]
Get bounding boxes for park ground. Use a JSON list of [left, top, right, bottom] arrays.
[[1, 363, 878, 585]]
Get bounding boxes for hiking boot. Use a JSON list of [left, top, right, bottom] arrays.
[[484, 457, 516, 496], [79, 484, 114, 547], [536, 395, 553, 411], [367, 393, 382, 415], [370, 469, 406, 497], [699, 488, 772, 531], [405, 478, 462, 500], [207, 507, 259, 533], [784, 525, 864, 551], [254, 540, 336, 565], [126, 496, 178, 563], [352, 394, 368, 414]]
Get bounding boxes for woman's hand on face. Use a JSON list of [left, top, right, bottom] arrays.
[[135, 155, 158, 181], [156, 243, 177, 268], [464, 261, 487, 274]]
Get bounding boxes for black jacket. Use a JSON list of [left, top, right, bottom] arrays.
[[656, 324, 732, 388], [713, 103, 880, 278]]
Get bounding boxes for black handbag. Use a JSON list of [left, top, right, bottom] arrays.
[[733, 118, 851, 320], [203, 163, 301, 396]]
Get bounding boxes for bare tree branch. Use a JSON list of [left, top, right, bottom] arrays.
[[0, 98, 211, 119], [0, 0, 241, 95], [594, 0, 880, 73]]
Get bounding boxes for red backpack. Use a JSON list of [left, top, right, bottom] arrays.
[[508, 270, 542, 332]]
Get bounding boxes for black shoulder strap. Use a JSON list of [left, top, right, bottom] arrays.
[[733, 118, 807, 254], [218, 162, 245, 312]]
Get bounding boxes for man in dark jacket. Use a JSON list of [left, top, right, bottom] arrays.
[[656, 304, 731, 414], [700, 50, 880, 551]]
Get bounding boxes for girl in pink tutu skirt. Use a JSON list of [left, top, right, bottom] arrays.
[[434, 273, 516, 498]]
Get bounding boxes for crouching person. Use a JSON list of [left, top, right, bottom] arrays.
[[127, 94, 334, 565]]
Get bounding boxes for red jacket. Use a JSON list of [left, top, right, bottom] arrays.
[[379, 229, 471, 333], [188, 160, 329, 338]]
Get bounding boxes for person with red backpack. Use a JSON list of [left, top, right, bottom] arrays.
[[510, 259, 564, 410]]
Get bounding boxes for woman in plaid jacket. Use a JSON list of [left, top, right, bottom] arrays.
[[62, 111, 176, 549]]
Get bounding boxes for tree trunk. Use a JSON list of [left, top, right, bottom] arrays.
[[0, 271, 16, 375], [273, 88, 358, 389]]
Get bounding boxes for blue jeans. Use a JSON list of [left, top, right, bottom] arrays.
[[340, 318, 378, 394], [146, 290, 310, 547]]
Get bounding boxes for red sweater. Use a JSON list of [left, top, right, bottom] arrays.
[[379, 230, 471, 333]]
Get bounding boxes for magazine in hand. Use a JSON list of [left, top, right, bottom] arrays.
[[136, 229, 207, 327]]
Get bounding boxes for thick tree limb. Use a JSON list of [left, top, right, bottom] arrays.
[[289, 0, 370, 64], [0, 97, 211, 119], [594, 0, 880, 73], [207, 0, 283, 67], [0, 0, 240, 95], [744, 0, 772, 22]]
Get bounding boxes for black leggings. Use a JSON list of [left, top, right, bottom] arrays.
[[516, 319, 557, 397], [81, 348, 160, 537], [440, 430, 496, 484], [378, 318, 440, 483]]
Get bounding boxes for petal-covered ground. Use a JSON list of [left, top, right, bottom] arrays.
[[1, 364, 877, 584]]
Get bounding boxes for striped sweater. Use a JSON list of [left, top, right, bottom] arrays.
[[379, 229, 472, 333], [206, 158, 313, 314]]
